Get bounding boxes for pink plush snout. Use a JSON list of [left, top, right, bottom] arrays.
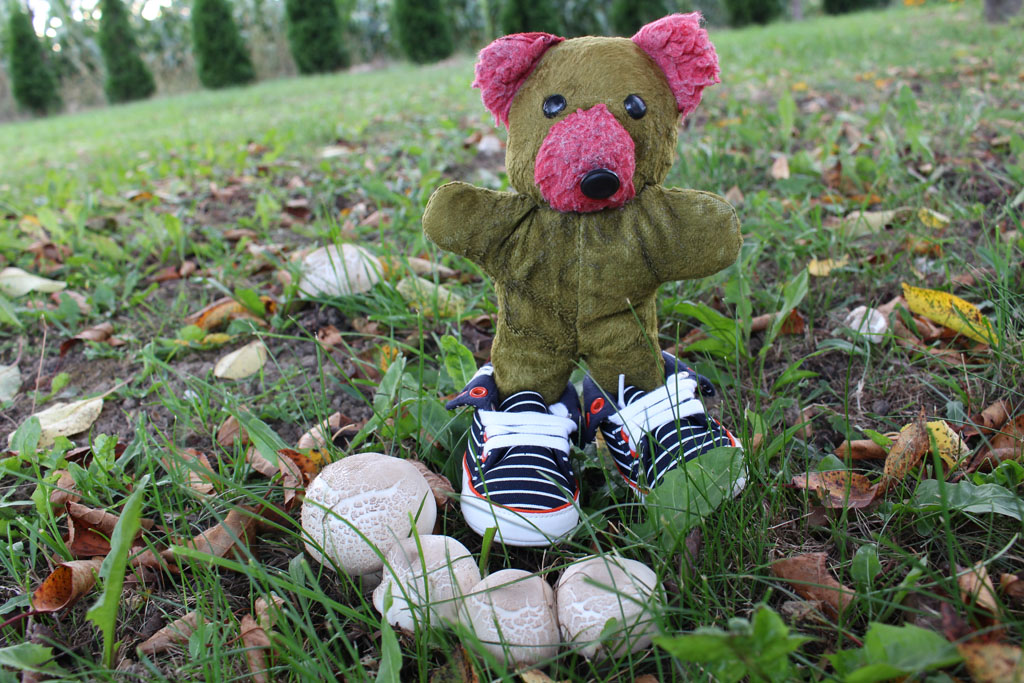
[[533, 104, 636, 213]]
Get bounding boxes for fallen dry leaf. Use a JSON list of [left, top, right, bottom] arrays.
[[771, 553, 853, 617], [216, 415, 249, 448], [184, 296, 272, 331], [59, 322, 125, 357], [0, 266, 67, 297], [827, 207, 913, 238], [65, 502, 154, 558], [379, 255, 458, 281], [990, 414, 1024, 455], [902, 282, 997, 346], [808, 256, 850, 277], [315, 324, 344, 350], [31, 559, 104, 612], [770, 155, 790, 180], [240, 614, 272, 683], [136, 611, 202, 656], [9, 396, 105, 449], [49, 470, 80, 506], [1000, 574, 1024, 607], [395, 276, 465, 318], [791, 470, 880, 509], [297, 244, 381, 297], [162, 448, 217, 495], [750, 309, 805, 335], [958, 563, 1000, 616], [724, 185, 745, 205], [409, 460, 455, 510], [926, 420, 970, 470], [161, 508, 259, 565], [214, 340, 269, 380], [963, 400, 1013, 437], [834, 439, 888, 460], [967, 448, 1022, 473], [957, 642, 1023, 683], [255, 595, 286, 631], [882, 409, 930, 489], [917, 207, 951, 229], [0, 362, 20, 403]]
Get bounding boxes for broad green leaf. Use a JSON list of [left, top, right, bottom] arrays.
[[646, 447, 744, 545], [233, 412, 289, 467], [8, 417, 41, 457], [439, 334, 477, 389], [233, 287, 265, 317], [763, 269, 808, 353], [851, 544, 882, 588], [87, 475, 150, 668], [0, 643, 68, 675], [828, 622, 961, 683], [0, 293, 22, 329], [904, 479, 1023, 521]]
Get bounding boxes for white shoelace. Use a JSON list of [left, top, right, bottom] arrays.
[[478, 409, 577, 460], [607, 373, 704, 455]]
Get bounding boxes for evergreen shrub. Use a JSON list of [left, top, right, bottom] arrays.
[[393, 0, 454, 64], [99, 0, 156, 103], [5, 5, 61, 114], [284, 0, 349, 74], [722, 0, 783, 25], [191, 0, 255, 88], [500, 0, 561, 34], [610, 0, 668, 35], [823, 0, 890, 14]]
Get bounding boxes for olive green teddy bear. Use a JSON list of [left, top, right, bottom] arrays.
[[423, 14, 742, 547]]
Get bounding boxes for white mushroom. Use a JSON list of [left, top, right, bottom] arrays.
[[463, 569, 560, 666], [555, 555, 660, 660], [300, 453, 436, 576], [373, 535, 480, 632], [298, 244, 381, 297]]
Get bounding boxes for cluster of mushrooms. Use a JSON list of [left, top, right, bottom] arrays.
[[301, 452, 661, 666]]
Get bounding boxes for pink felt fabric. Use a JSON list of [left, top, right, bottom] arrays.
[[631, 13, 720, 117], [534, 104, 636, 214], [473, 32, 565, 128]]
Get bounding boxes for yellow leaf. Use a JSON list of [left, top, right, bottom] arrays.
[[901, 282, 997, 346], [828, 207, 913, 238], [201, 333, 233, 346], [214, 341, 269, 380], [9, 397, 105, 449], [882, 409, 929, 488], [917, 208, 950, 229], [925, 420, 969, 470], [808, 256, 850, 276]]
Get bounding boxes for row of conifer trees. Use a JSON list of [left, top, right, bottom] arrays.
[[4, 0, 888, 116]]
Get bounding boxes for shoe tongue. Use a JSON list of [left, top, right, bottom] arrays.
[[499, 391, 548, 414]]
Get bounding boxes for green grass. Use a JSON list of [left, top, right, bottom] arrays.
[[1, 2, 1023, 681]]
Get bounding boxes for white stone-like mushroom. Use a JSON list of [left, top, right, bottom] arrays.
[[555, 555, 660, 660], [373, 535, 480, 632], [300, 453, 436, 576], [463, 569, 560, 666], [298, 244, 381, 298]]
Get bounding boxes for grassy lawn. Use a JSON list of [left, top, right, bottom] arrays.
[[1, 2, 1022, 680]]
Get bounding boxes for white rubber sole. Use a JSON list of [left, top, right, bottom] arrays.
[[460, 474, 580, 547]]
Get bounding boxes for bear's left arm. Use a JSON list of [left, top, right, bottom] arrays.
[[638, 187, 742, 282]]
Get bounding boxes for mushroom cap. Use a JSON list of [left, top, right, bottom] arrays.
[[372, 535, 480, 632], [464, 569, 560, 667], [555, 555, 660, 659], [300, 453, 436, 576], [298, 244, 381, 297]]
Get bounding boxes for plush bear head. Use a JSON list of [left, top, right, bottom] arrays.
[[473, 13, 720, 214]]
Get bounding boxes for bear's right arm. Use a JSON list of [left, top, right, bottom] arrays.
[[422, 182, 535, 273]]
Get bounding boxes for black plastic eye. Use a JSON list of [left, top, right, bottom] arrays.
[[543, 94, 566, 118], [624, 94, 646, 120]]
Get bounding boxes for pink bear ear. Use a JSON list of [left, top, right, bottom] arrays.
[[473, 32, 564, 128], [632, 13, 720, 117]]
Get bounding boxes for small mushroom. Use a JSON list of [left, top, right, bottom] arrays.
[[372, 535, 480, 632], [463, 569, 560, 666], [555, 555, 660, 659], [300, 452, 436, 576]]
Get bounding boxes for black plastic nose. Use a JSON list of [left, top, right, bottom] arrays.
[[580, 169, 620, 200]]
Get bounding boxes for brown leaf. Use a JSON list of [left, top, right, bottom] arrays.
[[283, 197, 311, 221], [315, 325, 344, 351], [771, 553, 854, 617], [216, 415, 249, 448], [240, 614, 272, 683], [959, 563, 1000, 616], [957, 642, 1023, 683], [724, 185, 744, 206], [161, 448, 216, 495], [184, 296, 273, 331], [59, 322, 124, 357], [49, 470, 80, 506], [255, 595, 286, 631], [990, 414, 1024, 454], [750, 309, 806, 335], [31, 559, 103, 612], [770, 155, 790, 180], [834, 439, 887, 460], [1000, 574, 1024, 607], [791, 470, 880, 509], [409, 460, 455, 510], [882, 409, 929, 488], [136, 611, 202, 656], [967, 399, 1012, 436], [161, 508, 259, 564]]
